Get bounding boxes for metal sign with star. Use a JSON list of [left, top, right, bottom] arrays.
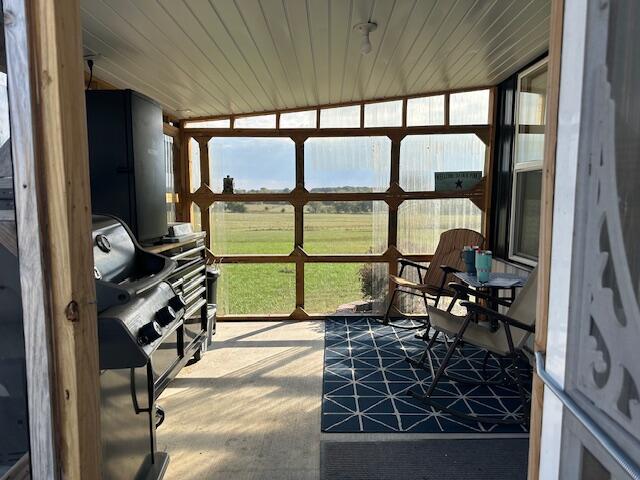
[[434, 171, 482, 191]]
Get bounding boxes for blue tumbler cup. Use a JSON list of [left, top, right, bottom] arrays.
[[475, 250, 492, 283], [460, 247, 476, 275]]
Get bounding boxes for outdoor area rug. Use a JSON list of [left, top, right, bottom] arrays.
[[322, 316, 531, 433], [320, 438, 529, 480]]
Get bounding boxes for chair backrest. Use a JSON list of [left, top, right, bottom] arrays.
[[423, 228, 485, 292], [506, 267, 538, 349]]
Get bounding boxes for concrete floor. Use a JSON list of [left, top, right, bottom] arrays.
[[157, 320, 528, 480], [158, 321, 325, 480]]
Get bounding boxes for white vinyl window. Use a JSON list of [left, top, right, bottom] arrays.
[[509, 58, 548, 265]]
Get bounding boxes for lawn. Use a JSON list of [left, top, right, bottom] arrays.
[[210, 203, 480, 315], [212, 203, 384, 315]]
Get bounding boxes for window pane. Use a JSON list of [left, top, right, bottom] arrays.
[[234, 114, 276, 129], [400, 134, 486, 191], [407, 95, 445, 126], [398, 199, 482, 254], [364, 100, 402, 127], [305, 263, 388, 314], [191, 203, 201, 232], [280, 110, 316, 128], [304, 201, 388, 254], [184, 118, 230, 129], [163, 134, 176, 223], [515, 62, 548, 165], [189, 137, 201, 192], [210, 202, 293, 255], [218, 264, 295, 315], [320, 105, 360, 128], [305, 136, 390, 193], [208, 137, 295, 193], [512, 170, 542, 260], [449, 89, 490, 125]]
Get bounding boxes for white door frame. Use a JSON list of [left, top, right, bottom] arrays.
[[538, 0, 588, 477]]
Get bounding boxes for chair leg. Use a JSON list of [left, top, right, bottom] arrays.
[[417, 332, 463, 398], [382, 288, 398, 325], [411, 348, 530, 426], [509, 352, 531, 420], [377, 288, 429, 331], [414, 327, 431, 342], [406, 330, 439, 370]]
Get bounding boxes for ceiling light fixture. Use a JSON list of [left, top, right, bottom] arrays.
[[353, 22, 377, 55]]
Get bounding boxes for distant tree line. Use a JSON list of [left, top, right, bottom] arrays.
[[225, 186, 375, 214], [304, 202, 372, 214]]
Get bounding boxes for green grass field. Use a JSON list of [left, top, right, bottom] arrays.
[[212, 203, 384, 314], [211, 203, 480, 315]]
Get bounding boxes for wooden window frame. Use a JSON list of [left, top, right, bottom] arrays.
[[178, 88, 497, 321]]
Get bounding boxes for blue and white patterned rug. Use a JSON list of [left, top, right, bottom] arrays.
[[322, 317, 531, 434]]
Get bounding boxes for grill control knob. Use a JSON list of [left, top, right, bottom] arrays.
[[138, 321, 162, 345], [168, 295, 187, 312], [155, 305, 177, 327]]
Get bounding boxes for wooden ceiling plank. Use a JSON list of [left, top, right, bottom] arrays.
[[437, 0, 541, 86], [328, 0, 352, 103], [415, 0, 501, 91], [260, 0, 311, 107], [82, 30, 202, 112], [211, 1, 290, 112], [453, 2, 550, 85], [127, 0, 256, 113], [349, 0, 395, 101], [467, 21, 550, 85], [160, 0, 272, 113], [284, 0, 320, 106], [306, 0, 331, 104], [377, 0, 451, 98], [403, 0, 482, 94], [483, 31, 549, 84], [80, 3, 228, 114], [80, 0, 551, 117], [339, 0, 371, 102], [234, 0, 305, 108], [361, 0, 417, 100]]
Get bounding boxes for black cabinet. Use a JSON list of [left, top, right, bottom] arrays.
[[147, 233, 210, 397], [86, 89, 167, 243]]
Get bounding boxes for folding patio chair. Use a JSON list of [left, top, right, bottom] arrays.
[[381, 228, 484, 331], [409, 268, 538, 425]]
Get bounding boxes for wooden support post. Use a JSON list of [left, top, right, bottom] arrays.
[[402, 98, 408, 127], [196, 136, 212, 248], [177, 130, 192, 222], [444, 93, 451, 126], [388, 135, 402, 302], [294, 138, 305, 312], [482, 87, 497, 245], [5, 0, 102, 476], [528, 0, 564, 478]]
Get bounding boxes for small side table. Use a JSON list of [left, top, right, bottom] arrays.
[[453, 272, 526, 329]]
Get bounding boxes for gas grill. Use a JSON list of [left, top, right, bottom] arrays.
[[93, 215, 184, 480]]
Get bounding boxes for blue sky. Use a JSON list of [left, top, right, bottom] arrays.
[[204, 134, 485, 192]]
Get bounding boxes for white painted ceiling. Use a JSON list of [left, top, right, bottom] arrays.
[[80, 0, 550, 119]]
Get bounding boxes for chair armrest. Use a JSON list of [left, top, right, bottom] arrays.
[[448, 283, 513, 307], [460, 302, 535, 333], [439, 265, 460, 275], [398, 258, 429, 270]]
